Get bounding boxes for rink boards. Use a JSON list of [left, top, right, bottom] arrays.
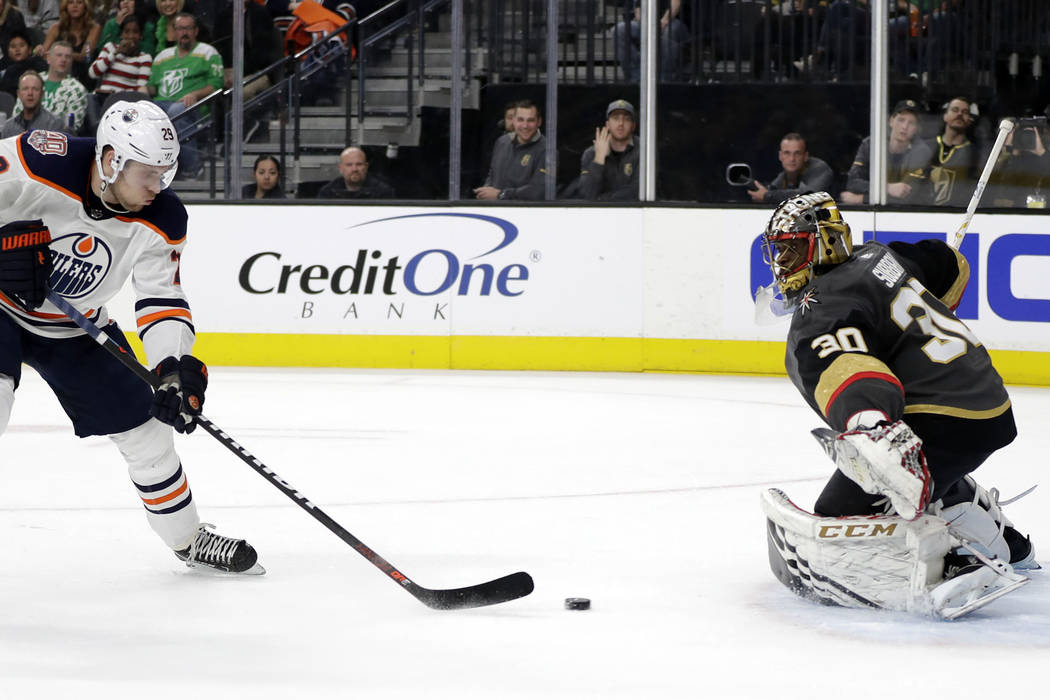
[[109, 205, 1050, 385]]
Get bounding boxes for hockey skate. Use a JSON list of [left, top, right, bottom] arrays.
[[175, 524, 265, 575]]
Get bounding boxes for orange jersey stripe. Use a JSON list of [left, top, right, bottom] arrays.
[[0, 290, 97, 320], [136, 308, 192, 327], [141, 478, 189, 506]]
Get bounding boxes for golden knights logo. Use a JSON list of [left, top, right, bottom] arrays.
[[27, 130, 68, 156], [624, 163, 633, 176], [521, 154, 531, 166]]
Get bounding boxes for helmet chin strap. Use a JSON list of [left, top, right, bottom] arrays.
[[96, 156, 131, 215]]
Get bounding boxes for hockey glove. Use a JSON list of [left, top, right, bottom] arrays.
[[150, 355, 208, 434], [0, 219, 53, 310], [812, 420, 931, 520]]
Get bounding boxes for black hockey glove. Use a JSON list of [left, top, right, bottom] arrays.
[[0, 219, 53, 311], [150, 355, 209, 434]]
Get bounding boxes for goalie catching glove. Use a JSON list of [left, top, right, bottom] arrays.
[[0, 219, 53, 310], [150, 355, 208, 434], [812, 419, 931, 520]]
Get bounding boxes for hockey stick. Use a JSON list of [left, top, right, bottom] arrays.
[[949, 118, 1015, 250], [44, 289, 534, 610]]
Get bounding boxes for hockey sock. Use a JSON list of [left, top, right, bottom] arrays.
[[109, 419, 200, 549], [0, 374, 13, 436]]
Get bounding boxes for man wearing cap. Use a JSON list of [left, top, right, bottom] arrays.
[[747, 132, 835, 204], [474, 100, 547, 201], [926, 96, 977, 207], [841, 99, 932, 205], [579, 99, 639, 201]]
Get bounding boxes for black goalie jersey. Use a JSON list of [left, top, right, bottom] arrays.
[[785, 240, 1016, 454]]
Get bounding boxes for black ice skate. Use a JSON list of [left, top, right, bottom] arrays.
[[175, 523, 265, 575]]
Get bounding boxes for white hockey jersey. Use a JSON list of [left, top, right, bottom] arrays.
[[0, 130, 194, 368]]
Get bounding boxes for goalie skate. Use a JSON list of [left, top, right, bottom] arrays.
[[762, 488, 1029, 619], [175, 524, 265, 575]]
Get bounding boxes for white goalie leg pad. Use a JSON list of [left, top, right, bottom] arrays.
[[0, 374, 13, 436], [935, 499, 1011, 562], [109, 419, 200, 550], [818, 420, 931, 519], [762, 488, 1029, 618], [762, 488, 948, 613]]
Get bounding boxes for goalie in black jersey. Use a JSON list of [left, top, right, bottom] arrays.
[[758, 192, 1038, 619]]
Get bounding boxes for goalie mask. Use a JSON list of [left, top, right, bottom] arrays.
[[762, 192, 853, 299], [95, 100, 180, 194]]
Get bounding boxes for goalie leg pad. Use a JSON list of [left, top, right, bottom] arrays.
[[762, 488, 948, 613], [761, 488, 1029, 618]]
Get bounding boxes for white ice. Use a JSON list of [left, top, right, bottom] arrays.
[[2, 368, 1048, 698]]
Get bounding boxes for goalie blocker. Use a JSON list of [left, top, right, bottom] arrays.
[[762, 489, 1029, 619]]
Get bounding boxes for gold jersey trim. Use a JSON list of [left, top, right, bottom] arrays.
[[903, 399, 1012, 420], [815, 354, 900, 416]]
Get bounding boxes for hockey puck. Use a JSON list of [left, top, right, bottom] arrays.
[[564, 597, 591, 611]]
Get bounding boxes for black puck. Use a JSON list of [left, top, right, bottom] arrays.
[[564, 597, 591, 611]]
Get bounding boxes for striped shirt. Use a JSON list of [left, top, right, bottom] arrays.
[[89, 43, 154, 94]]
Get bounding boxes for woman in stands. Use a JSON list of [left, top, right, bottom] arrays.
[[243, 154, 286, 199], [36, 0, 101, 85]]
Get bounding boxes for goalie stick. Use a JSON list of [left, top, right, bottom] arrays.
[[45, 289, 534, 611], [949, 118, 1015, 250]]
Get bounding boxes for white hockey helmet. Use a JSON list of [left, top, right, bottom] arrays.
[[95, 100, 180, 191]]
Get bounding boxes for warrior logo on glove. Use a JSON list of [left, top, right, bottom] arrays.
[[0, 220, 53, 310]]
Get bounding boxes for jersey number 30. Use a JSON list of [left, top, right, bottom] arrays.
[[891, 278, 980, 363]]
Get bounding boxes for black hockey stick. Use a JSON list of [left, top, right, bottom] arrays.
[[45, 290, 534, 610]]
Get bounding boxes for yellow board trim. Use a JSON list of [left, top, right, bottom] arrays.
[[119, 333, 1050, 385]]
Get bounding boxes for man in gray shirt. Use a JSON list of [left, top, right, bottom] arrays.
[[474, 100, 547, 201], [748, 132, 835, 204], [841, 99, 933, 205], [0, 71, 65, 139]]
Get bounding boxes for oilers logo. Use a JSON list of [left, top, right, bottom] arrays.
[[49, 233, 112, 298]]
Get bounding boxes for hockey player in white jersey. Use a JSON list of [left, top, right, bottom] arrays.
[[0, 100, 262, 574]]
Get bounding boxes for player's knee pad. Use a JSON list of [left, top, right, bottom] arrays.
[[109, 418, 180, 479], [0, 374, 14, 435]]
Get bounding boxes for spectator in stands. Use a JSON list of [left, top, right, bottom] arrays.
[[151, 0, 182, 55], [840, 98, 932, 205], [317, 146, 395, 199], [747, 132, 834, 204], [14, 38, 87, 131], [613, 0, 689, 82], [214, 0, 280, 99], [0, 28, 47, 96], [36, 0, 101, 87], [0, 69, 65, 135], [499, 100, 518, 134], [988, 111, 1050, 208], [13, 0, 58, 46], [578, 98, 639, 201], [97, 0, 154, 56], [86, 12, 150, 129], [243, 154, 285, 198], [794, 0, 870, 79], [0, 0, 27, 53], [474, 99, 547, 201], [145, 11, 223, 177], [927, 96, 978, 207]]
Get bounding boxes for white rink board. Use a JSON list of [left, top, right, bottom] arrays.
[[108, 204, 1050, 352]]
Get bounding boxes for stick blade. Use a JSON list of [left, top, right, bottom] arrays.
[[414, 571, 535, 610]]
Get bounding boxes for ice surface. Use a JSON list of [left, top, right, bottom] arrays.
[[2, 368, 1047, 698]]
